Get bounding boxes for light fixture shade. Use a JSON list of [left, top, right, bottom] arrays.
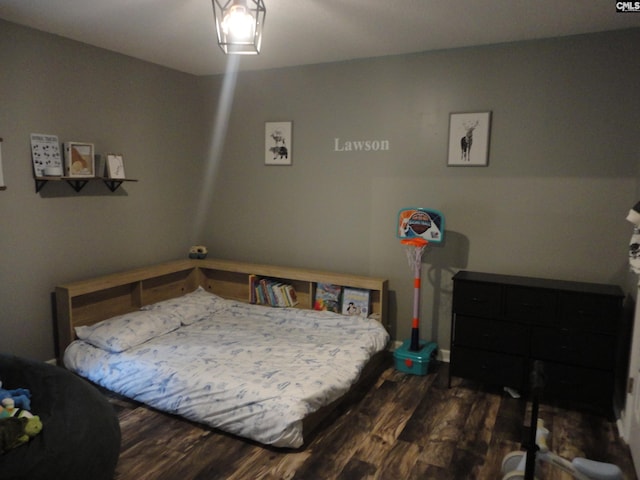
[[213, 0, 266, 55]]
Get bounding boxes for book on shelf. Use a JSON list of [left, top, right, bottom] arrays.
[[283, 284, 298, 306], [313, 283, 342, 313], [250, 275, 298, 307], [272, 282, 287, 306], [249, 274, 258, 303], [342, 287, 370, 318], [261, 278, 277, 305]]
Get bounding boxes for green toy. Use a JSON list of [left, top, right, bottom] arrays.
[[0, 415, 42, 454]]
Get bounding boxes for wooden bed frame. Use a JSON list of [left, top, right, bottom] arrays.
[[55, 258, 389, 357], [54, 258, 390, 445]]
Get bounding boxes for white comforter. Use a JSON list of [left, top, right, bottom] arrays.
[[64, 298, 389, 448]]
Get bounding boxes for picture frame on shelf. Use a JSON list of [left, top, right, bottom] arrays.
[[265, 121, 292, 165], [64, 142, 95, 177], [447, 111, 491, 166], [106, 154, 126, 179], [94, 154, 105, 177], [30, 133, 63, 177]]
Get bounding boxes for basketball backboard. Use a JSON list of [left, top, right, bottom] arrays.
[[397, 208, 445, 243]]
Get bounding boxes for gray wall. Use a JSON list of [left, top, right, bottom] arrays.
[[202, 29, 639, 345], [0, 20, 205, 359], [1, 19, 638, 360]]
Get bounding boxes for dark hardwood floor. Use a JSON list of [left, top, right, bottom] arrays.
[[107, 356, 637, 480]]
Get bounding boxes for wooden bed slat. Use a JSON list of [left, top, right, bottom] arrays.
[[140, 268, 199, 305], [198, 268, 250, 302]]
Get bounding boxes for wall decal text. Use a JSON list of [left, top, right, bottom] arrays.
[[334, 138, 390, 152]]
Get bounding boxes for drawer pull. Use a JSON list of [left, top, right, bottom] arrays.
[[471, 297, 487, 303]]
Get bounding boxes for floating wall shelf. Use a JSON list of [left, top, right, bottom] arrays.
[[34, 176, 138, 193]]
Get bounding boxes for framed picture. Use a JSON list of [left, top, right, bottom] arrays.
[[447, 112, 491, 166], [64, 142, 95, 177], [265, 121, 292, 165], [106, 154, 126, 179], [30, 133, 62, 177]]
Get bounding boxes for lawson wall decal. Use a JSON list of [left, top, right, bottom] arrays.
[[334, 138, 390, 152]]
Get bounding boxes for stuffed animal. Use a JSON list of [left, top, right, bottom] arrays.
[[0, 416, 42, 454], [0, 381, 31, 411], [0, 398, 33, 419], [0, 398, 13, 418]]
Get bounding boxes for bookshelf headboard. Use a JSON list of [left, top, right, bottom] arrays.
[[55, 258, 388, 360]]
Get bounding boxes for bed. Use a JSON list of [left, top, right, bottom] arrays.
[[56, 259, 389, 448]]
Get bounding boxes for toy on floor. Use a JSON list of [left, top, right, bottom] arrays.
[[394, 208, 444, 375], [0, 415, 42, 454], [501, 419, 623, 480], [401, 236, 430, 351], [501, 361, 623, 480], [0, 381, 31, 411]]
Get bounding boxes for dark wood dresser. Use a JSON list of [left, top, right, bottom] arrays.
[[449, 270, 624, 414]]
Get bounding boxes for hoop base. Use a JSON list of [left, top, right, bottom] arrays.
[[394, 339, 438, 376]]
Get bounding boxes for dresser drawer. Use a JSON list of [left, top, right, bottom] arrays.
[[451, 346, 525, 389], [539, 361, 612, 409], [559, 292, 619, 333], [450, 271, 624, 415], [453, 281, 502, 318], [454, 315, 528, 355], [505, 287, 557, 324], [530, 327, 615, 369]]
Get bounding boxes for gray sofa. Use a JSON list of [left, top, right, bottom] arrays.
[[0, 354, 121, 480]]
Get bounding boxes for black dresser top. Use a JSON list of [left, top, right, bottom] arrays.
[[452, 270, 624, 298]]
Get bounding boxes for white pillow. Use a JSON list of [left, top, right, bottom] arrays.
[[142, 286, 232, 325], [75, 310, 181, 353]]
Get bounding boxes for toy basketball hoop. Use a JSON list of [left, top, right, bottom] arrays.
[[401, 236, 428, 351], [397, 208, 445, 352], [397, 207, 444, 242]]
